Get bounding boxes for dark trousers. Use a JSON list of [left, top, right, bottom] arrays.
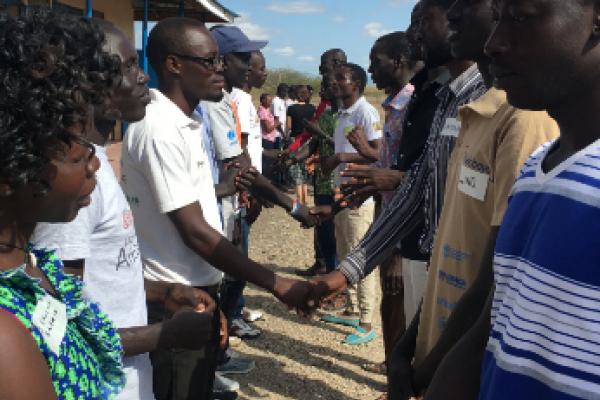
[[314, 194, 337, 272], [219, 214, 249, 325], [262, 138, 282, 184], [148, 285, 221, 400]]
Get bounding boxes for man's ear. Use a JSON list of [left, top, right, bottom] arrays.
[[0, 184, 14, 198], [165, 55, 182, 75]]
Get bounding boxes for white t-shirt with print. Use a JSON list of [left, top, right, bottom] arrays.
[[32, 146, 154, 400], [231, 87, 263, 173], [334, 96, 383, 203], [121, 89, 224, 287]]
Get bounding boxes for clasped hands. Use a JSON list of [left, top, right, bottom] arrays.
[[272, 271, 349, 317], [157, 283, 228, 351]]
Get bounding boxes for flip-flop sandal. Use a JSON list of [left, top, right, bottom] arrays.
[[344, 326, 377, 345], [321, 313, 360, 327]]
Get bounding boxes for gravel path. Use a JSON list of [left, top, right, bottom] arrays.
[[233, 202, 386, 399]]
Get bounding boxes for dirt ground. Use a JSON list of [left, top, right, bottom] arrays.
[[232, 202, 387, 400]]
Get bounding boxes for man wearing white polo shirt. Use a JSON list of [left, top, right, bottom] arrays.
[[320, 63, 382, 345], [122, 18, 311, 400]]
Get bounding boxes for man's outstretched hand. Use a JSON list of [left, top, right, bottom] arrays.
[[272, 276, 317, 314], [340, 164, 405, 198], [292, 203, 320, 228], [307, 271, 349, 308]]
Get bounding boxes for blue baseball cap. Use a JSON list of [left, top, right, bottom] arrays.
[[210, 25, 268, 56]]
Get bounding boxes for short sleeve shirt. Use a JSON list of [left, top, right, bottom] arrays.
[[334, 96, 383, 191], [481, 138, 600, 400], [287, 103, 316, 137], [271, 96, 287, 136], [414, 88, 560, 365], [121, 89, 224, 287], [231, 87, 263, 172], [201, 90, 243, 161], [31, 146, 153, 400], [258, 105, 277, 142]]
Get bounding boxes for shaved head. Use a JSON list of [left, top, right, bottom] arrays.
[[147, 17, 210, 74]]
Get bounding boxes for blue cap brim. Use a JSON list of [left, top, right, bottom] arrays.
[[233, 40, 268, 53]]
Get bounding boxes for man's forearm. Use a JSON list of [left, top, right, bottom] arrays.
[[119, 324, 161, 356], [412, 228, 498, 393], [144, 279, 172, 303], [248, 173, 294, 212], [338, 155, 428, 284], [423, 290, 494, 400], [214, 183, 236, 199]]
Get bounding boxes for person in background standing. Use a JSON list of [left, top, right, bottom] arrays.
[[272, 83, 289, 141], [286, 85, 316, 205], [259, 93, 279, 183]]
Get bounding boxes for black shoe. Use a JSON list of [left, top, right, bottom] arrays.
[[296, 262, 327, 277]]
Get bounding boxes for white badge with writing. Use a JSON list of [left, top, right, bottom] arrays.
[[458, 164, 489, 201], [32, 294, 67, 356], [440, 118, 462, 138]]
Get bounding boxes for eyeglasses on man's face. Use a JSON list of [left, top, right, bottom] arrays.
[[171, 53, 224, 70]]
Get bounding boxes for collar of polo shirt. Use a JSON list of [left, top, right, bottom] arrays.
[[149, 89, 200, 129]]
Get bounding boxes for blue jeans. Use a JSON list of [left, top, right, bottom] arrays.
[[314, 194, 337, 272]]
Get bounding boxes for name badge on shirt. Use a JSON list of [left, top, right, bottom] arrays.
[[458, 163, 489, 201], [440, 118, 461, 138], [32, 293, 67, 356]]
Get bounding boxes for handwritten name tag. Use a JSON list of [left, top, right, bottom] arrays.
[[441, 118, 461, 138], [458, 164, 489, 201], [32, 294, 67, 356]]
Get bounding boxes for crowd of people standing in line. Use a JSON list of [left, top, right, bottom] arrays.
[[2, 0, 600, 399]]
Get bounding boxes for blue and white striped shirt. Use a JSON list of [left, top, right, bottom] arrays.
[[481, 139, 600, 400]]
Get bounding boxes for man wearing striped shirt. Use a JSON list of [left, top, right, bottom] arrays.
[[313, 0, 484, 324], [331, 0, 481, 315], [423, 0, 600, 399]]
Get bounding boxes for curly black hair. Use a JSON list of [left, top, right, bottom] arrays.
[[0, 10, 120, 194]]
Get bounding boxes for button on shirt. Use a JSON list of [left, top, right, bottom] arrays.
[[121, 89, 224, 287], [334, 96, 382, 205]]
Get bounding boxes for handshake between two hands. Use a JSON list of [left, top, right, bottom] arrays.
[[158, 283, 228, 351], [271, 271, 349, 316]]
